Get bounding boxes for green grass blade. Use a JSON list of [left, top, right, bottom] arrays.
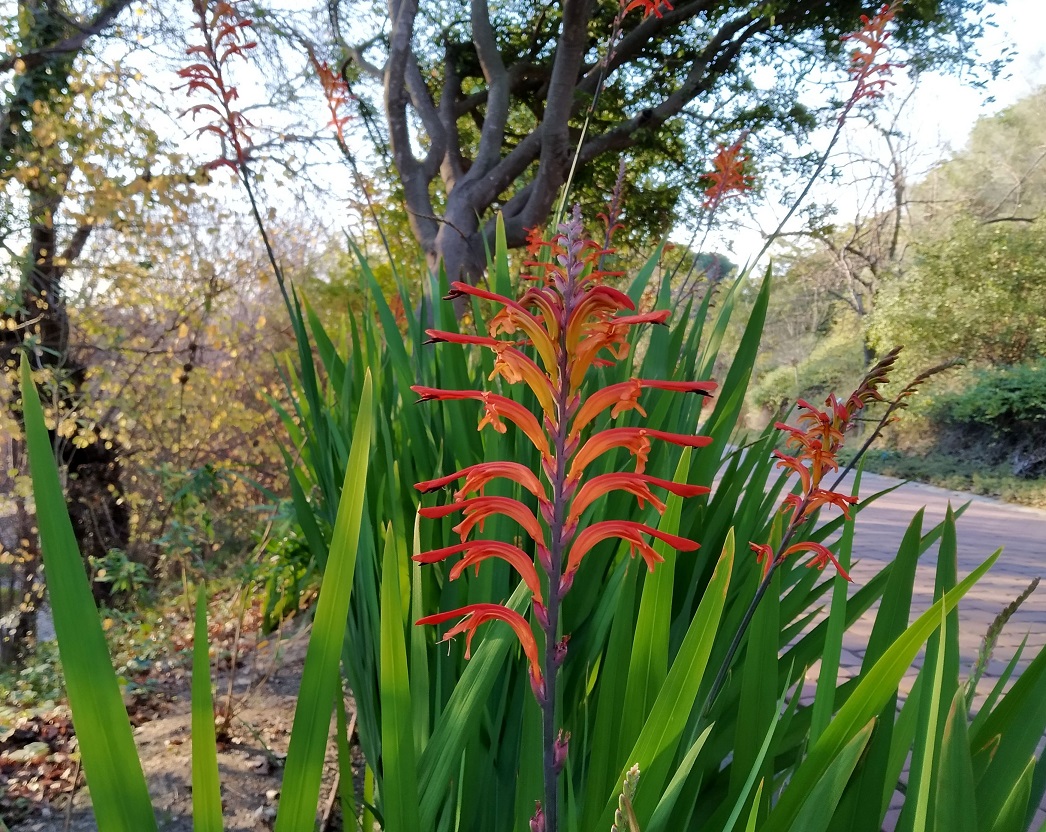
[[335, 687, 360, 832], [909, 605, 948, 832], [596, 529, 736, 829], [191, 584, 223, 832], [19, 356, 157, 832], [763, 546, 1001, 832], [810, 467, 860, 744], [934, 688, 978, 832], [719, 693, 788, 832], [275, 371, 373, 832], [418, 582, 531, 830], [646, 724, 714, 832], [971, 639, 1046, 822], [990, 758, 1035, 832], [619, 449, 690, 757], [380, 523, 421, 832], [790, 722, 876, 832]]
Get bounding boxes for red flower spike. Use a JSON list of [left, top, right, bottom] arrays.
[[841, 1, 904, 115], [314, 58, 353, 143], [568, 427, 713, 481], [564, 521, 698, 590], [702, 136, 754, 212], [415, 207, 716, 743], [411, 386, 552, 459], [417, 604, 544, 695], [176, 0, 256, 170], [412, 541, 545, 606]]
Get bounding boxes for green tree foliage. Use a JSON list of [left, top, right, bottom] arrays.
[[913, 86, 1046, 224], [869, 216, 1046, 367]]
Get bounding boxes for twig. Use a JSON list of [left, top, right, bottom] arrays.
[[320, 711, 357, 830], [63, 754, 82, 832]]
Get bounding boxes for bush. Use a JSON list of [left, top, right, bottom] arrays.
[[931, 361, 1046, 477]]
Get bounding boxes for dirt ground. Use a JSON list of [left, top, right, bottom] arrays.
[[1, 617, 352, 832]]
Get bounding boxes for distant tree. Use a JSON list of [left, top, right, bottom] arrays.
[[914, 86, 1046, 225], [869, 217, 1046, 367]]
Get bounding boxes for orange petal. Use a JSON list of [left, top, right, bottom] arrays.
[[420, 496, 545, 548], [783, 541, 851, 582], [411, 386, 551, 458], [570, 379, 717, 438], [415, 461, 547, 504], [413, 541, 544, 606], [416, 603, 544, 693], [569, 428, 712, 481], [564, 520, 698, 589]]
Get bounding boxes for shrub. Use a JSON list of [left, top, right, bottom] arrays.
[[931, 361, 1046, 477]]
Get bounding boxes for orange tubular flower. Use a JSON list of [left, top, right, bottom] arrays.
[[415, 461, 548, 506], [412, 541, 546, 611], [416, 604, 545, 698], [568, 427, 713, 481], [411, 386, 552, 458], [571, 379, 716, 438], [445, 282, 558, 377], [420, 496, 546, 548], [424, 330, 558, 416], [568, 473, 709, 525], [564, 521, 700, 591]]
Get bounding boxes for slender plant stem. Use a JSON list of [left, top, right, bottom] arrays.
[[701, 496, 809, 716], [540, 284, 576, 832]]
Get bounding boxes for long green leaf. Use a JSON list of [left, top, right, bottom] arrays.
[[790, 722, 876, 832], [191, 584, 223, 832], [934, 688, 978, 832], [763, 546, 1000, 832], [380, 524, 421, 832], [20, 356, 158, 832], [275, 371, 373, 832], [619, 449, 691, 757], [597, 529, 736, 829]]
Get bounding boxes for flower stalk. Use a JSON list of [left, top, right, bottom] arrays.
[[703, 350, 900, 715], [414, 208, 715, 830]]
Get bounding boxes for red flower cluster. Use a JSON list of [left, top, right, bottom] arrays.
[[313, 59, 353, 144], [176, 0, 257, 171], [414, 207, 715, 700], [841, 1, 904, 113], [624, 0, 674, 19], [752, 353, 898, 580], [701, 137, 754, 212]]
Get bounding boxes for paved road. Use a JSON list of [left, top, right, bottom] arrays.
[[825, 471, 1046, 695]]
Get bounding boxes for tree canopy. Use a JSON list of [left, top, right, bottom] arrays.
[[293, 0, 1000, 283]]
